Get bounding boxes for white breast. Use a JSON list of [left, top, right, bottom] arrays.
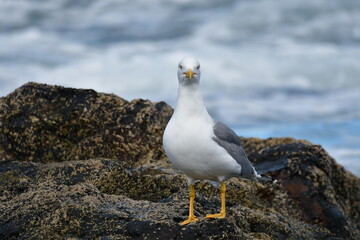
[[163, 115, 241, 182]]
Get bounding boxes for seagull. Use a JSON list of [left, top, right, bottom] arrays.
[[163, 57, 275, 225]]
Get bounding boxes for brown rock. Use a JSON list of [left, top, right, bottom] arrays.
[[250, 142, 360, 239], [0, 83, 359, 239], [0, 82, 173, 167]]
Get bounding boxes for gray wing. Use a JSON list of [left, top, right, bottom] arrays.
[[212, 121, 255, 177]]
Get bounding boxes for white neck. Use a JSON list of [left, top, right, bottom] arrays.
[[174, 83, 212, 121]]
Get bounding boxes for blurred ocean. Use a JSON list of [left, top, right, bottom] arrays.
[[0, 0, 359, 175]]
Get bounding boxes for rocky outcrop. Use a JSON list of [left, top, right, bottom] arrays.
[[0, 83, 359, 239], [0, 82, 172, 167]]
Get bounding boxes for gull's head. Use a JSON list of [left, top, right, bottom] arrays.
[[177, 57, 201, 85]]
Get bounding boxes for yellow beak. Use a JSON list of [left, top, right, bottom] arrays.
[[185, 69, 194, 79]]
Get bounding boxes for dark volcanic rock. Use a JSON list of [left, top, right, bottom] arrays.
[[0, 83, 359, 240]]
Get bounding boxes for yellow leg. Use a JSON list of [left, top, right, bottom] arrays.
[[180, 184, 199, 225], [205, 181, 226, 219]]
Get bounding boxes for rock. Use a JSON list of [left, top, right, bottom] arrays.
[[0, 82, 359, 239], [0, 82, 172, 167], [250, 142, 360, 238]]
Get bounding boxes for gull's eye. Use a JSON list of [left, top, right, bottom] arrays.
[[196, 65, 200, 70], [179, 64, 183, 70]]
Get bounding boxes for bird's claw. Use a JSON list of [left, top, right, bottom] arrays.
[[204, 212, 226, 219], [180, 217, 199, 225]]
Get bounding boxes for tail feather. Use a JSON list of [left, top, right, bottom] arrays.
[[257, 174, 278, 184]]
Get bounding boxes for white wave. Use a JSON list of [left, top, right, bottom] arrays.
[[1, 0, 360, 96]]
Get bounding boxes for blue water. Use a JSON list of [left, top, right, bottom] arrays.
[[0, 0, 359, 176]]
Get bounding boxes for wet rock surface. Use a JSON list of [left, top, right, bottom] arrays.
[[0, 83, 359, 239]]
